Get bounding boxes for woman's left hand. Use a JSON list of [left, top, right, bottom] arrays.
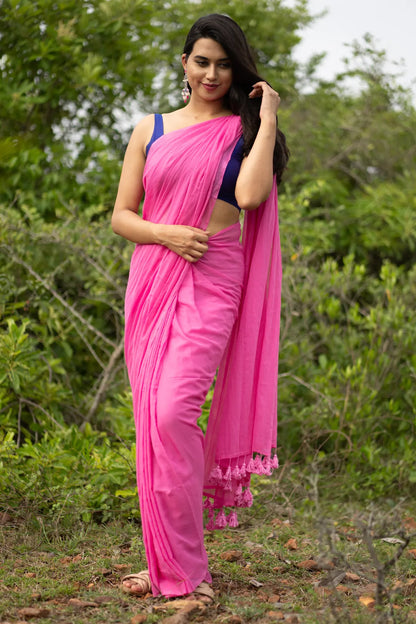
[[248, 81, 280, 120]]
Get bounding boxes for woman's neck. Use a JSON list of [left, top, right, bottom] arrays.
[[182, 98, 231, 121]]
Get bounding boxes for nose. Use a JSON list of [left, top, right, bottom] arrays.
[[206, 63, 217, 82]]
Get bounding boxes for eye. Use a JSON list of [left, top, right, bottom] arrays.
[[195, 60, 208, 67], [219, 63, 231, 69]]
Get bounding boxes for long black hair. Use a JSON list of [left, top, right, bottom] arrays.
[[183, 14, 289, 184]]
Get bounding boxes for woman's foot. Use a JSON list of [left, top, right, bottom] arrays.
[[121, 570, 151, 596], [186, 581, 214, 604]]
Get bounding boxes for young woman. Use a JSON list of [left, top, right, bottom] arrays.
[[112, 13, 289, 602]]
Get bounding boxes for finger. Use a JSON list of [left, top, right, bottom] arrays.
[[189, 247, 206, 258], [184, 253, 199, 263], [186, 226, 210, 239], [248, 86, 263, 98]]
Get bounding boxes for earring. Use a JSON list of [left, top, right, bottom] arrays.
[[182, 72, 190, 103]]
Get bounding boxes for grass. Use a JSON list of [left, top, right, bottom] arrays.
[[1, 475, 416, 624]]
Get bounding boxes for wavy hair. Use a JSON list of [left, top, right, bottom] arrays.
[[183, 13, 289, 184]]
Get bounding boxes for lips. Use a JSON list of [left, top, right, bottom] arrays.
[[202, 83, 219, 91]]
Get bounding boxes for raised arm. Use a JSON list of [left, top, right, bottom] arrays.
[[235, 82, 280, 211]]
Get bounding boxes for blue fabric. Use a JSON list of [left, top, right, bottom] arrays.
[[217, 137, 244, 210], [146, 113, 164, 157], [146, 114, 243, 210]]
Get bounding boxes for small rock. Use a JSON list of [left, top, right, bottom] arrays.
[[344, 572, 361, 583], [249, 578, 263, 588], [266, 611, 284, 620], [93, 596, 113, 604], [359, 595, 375, 608], [284, 538, 298, 551], [24, 572, 36, 578], [286, 616, 299, 624], [17, 607, 50, 619], [297, 559, 319, 570], [220, 550, 243, 562], [131, 615, 147, 624], [268, 594, 281, 603], [68, 598, 99, 608], [114, 563, 130, 571], [168, 599, 205, 613], [408, 549, 416, 560]]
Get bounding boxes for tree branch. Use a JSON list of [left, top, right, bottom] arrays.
[[3, 245, 116, 349]]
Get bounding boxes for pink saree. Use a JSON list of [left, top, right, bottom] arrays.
[[124, 115, 281, 596]]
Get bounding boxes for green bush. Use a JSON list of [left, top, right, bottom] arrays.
[[0, 425, 138, 525]]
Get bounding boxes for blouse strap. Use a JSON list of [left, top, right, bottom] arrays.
[[145, 114, 164, 157]]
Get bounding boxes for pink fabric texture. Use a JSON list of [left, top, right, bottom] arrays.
[[203, 175, 281, 524], [124, 115, 281, 596]]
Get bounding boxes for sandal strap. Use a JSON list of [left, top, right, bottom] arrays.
[[122, 570, 150, 582], [121, 570, 151, 593], [192, 581, 214, 599]]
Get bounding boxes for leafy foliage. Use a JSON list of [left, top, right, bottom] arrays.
[[1, 0, 415, 523]]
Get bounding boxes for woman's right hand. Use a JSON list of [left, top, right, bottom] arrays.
[[157, 224, 210, 263]]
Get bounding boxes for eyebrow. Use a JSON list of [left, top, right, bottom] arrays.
[[193, 55, 230, 62]]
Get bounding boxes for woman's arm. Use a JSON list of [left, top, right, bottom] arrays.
[[111, 115, 210, 262], [235, 82, 280, 211]]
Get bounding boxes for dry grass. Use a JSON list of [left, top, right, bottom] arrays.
[[1, 477, 416, 624]]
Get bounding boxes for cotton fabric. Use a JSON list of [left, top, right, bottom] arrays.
[[124, 115, 281, 596]]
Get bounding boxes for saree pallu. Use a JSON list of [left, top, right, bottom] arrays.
[[124, 115, 281, 596]]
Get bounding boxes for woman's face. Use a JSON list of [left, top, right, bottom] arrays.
[[182, 38, 233, 103]]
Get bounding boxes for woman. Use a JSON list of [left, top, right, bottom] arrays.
[[112, 14, 288, 602]]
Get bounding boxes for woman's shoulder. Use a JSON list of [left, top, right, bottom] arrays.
[[132, 114, 157, 135], [128, 115, 159, 155]]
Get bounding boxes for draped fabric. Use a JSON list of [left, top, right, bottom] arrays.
[[203, 176, 281, 528], [124, 114, 281, 595]]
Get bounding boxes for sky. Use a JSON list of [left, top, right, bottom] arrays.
[[288, 0, 416, 98]]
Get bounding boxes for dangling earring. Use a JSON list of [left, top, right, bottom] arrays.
[[182, 72, 190, 103]]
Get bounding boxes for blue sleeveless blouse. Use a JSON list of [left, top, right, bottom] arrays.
[[146, 114, 244, 211]]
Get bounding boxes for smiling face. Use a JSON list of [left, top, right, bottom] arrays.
[[181, 38, 233, 104]]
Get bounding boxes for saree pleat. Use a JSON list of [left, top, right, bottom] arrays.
[[125, 117, 244, 596], [124, 114, 281, 596]]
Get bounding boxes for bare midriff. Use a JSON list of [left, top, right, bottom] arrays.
[[206, 199, 240, 235]]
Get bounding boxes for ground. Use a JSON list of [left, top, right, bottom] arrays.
[[1, 480, 416, 624]]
